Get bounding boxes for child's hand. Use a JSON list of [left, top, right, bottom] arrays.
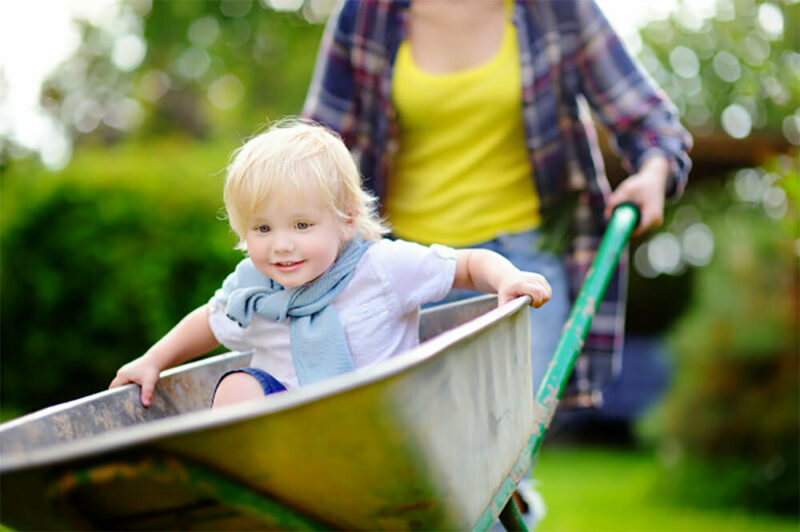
[[454, 250, 552, 307], [109, 357, 161, 408], [497, 272, 552, 308]]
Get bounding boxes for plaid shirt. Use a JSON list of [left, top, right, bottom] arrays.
[[303, 0, 692, 400]]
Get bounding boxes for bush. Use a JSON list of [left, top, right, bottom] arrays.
[[641, 154, 799, 515], [1, 139, 243, 412]]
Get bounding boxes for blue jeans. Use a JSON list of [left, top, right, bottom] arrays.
[[433, 229, 570, 395], [211, 367, 287, 406]]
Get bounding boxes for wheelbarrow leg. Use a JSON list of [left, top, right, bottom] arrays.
[[498, 496, 529, 531]]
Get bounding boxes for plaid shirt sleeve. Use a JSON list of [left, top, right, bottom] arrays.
[[302, 0, 358, 146], [569, 1, 693, 198]]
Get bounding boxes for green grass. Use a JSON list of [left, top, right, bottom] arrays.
[[533, 444, 798, 532]]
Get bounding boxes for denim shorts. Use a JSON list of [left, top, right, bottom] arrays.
[[211, 367, 287, 406]]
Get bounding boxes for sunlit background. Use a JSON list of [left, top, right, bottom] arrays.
[[12, 0, 800, 169], [0, 1, 798, 530]]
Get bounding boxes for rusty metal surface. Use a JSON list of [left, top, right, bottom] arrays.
[[0, 295, 532, 531], [0, 351, 252, 459]]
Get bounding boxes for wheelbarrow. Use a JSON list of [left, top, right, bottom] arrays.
[[0, 204, 639, 531]]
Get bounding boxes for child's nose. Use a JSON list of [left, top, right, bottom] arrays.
[[272, 230, 295, 252]]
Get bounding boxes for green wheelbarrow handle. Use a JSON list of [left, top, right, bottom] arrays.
[[533, 202, 640, 449], [475, 203, 641, 532]]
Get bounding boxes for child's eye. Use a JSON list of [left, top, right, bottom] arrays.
[[296, 222, 310, 230], [257, 225, 270, 233]]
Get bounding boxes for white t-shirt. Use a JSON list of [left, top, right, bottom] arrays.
[[208, 239, 458, 389]]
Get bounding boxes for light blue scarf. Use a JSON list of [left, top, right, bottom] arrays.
[[223, 238, 372, 385]]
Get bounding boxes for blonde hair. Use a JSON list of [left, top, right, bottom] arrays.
[[223, 118, 389, 250]]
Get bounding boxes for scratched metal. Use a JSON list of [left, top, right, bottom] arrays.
[[0, 295, 532, 531], [0, 351, 252, 458]]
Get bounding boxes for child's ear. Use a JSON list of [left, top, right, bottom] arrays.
[[341, 213, 357, 239]]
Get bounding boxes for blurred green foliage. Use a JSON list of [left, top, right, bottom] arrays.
[[1, 139, 241, 410], [638, 0, 799, 142], [32, 0, 799, 158], [640, 154, 799, 515], [39, 0, 324, 148]]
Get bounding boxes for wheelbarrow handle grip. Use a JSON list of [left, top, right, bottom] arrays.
[[613, 201, 642, 232]]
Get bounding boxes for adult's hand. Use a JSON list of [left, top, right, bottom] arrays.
[[604, 155, 670, 236]]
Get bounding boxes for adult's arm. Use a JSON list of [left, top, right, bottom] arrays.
[[571, 0, 693, 201], [302, 0, 359, 143]]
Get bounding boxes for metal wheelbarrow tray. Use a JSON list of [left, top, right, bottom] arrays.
[[0, 295, 531, 530], [0, 205, 639, 531]]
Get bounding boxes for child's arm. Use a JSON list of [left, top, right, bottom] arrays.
[[109, 304, 220, 407], [453, 249, 552, 308]]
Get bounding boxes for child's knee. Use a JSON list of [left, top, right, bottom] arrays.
[[212, 372, 264, 408]]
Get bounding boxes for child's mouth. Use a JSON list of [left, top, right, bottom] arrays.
[[273, 260, 305, 271]]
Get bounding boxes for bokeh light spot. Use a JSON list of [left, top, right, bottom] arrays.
[[111, 34, 147, 72], [176, 48, 210, 80], [757, 2, 784, 40], [74, 100, 103, 133], [782, 113, 800, 145], [634, 244, 658, 278], [712, 51, 740, 83], [684, 105, 711, 129], [208, 74, 244, 109], [221, 0, 253, 17], [647, 233, 684, 275], [762, 186, 788, 219], [103, 98, 143, 131], [188, 16, 220, 48], [743, 32, 770, 67], [682, 223, 714, 266], [40, 128, 72, 170], [669, 46, 700, 79], [721, 104, 752, 139], [733, 168, 764, 202], [139, 70, 171, 102], [265, 0, 303, 12]]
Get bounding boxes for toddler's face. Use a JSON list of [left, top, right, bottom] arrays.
[[245, 189, 351, 288]]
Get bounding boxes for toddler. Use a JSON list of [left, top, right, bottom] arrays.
[[110, 119, 551, 408]]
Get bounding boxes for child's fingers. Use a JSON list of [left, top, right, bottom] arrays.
[[519, 277, 551, 307], [498, 280, 552, 308], [527, 286, 551, 307], [521, 276, 551, 306], [140, 379, 155, 408], [109, 373, 130, 389], [109, 368, 155, 408]]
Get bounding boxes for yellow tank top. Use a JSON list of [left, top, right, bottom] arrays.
[[387, 14, 540, 246]]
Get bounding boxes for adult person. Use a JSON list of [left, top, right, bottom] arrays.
[[302, 0, 691, 403]]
